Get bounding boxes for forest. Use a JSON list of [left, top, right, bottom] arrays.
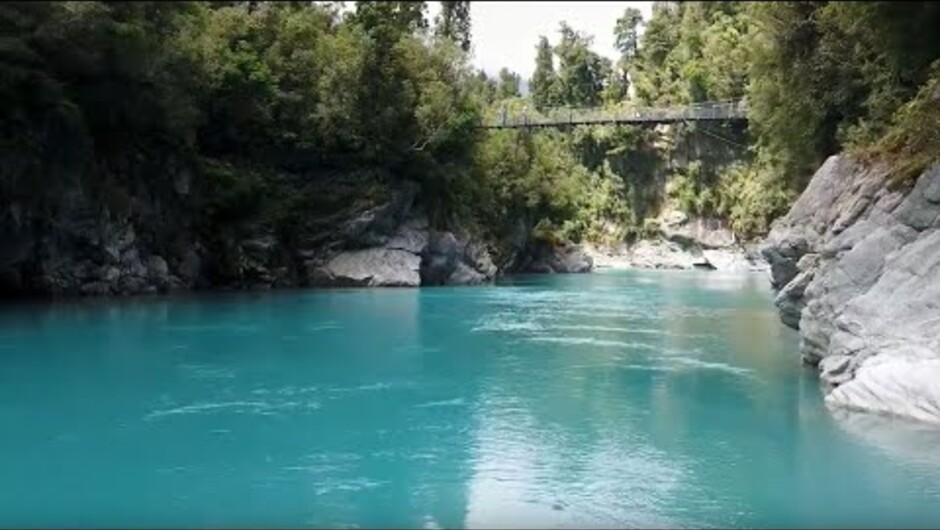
[[2, 1, 939, 266]]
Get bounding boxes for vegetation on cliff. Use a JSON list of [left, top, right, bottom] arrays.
[[1, 1, 938, 288], [516, 1, 940, 238]]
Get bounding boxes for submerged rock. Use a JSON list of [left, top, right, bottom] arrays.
[[762, 155, 940, 424]]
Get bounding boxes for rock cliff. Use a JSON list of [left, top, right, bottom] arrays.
[[0, 172, 503, 295], [0, 161, 615, 296], [762, 155, 940, 424]]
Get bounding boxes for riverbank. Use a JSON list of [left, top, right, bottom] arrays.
[[583, 241, 766, 273], [581, 209, 769, 273]]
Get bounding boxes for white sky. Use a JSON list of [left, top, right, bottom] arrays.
[[428, 1, 654, 79]]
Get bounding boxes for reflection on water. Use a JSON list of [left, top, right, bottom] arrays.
[[0, 271, 939, 527], [830, 407, 940, 470]]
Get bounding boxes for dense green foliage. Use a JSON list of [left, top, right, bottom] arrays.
[[509, 1, 939, 240], [434, 1, 470, 53], [747, 1, 940, 188], [1, 1, 481, 234], [2, 0, 938, 263]]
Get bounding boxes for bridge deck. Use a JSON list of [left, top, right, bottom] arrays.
[[482, 100, 748, 129]]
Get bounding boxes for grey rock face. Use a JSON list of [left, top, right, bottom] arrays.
[[469, 244, 497, 278], [763, 155, 940, 424], [524, 242, 594, 274], [311, 213, 426, 288], [386, 216, 430, 254], [421, 231, 459, 286], [309, 213, 497, 288], [773, 268, 815, 330], [660, 211, 737, 249], [315, 248, 422, 287], [446, 232, 497, 285], [0, 168, 501, 297], [552, 244, 594, 273], [447, 262, 487, 285], [342, 181, 419, 248]]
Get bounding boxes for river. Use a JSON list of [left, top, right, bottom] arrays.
[[2, 270, 940, 528]]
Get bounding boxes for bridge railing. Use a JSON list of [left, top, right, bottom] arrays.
[[488, 99, 748, 128]]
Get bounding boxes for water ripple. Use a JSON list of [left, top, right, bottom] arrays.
[[525, 336, 661, 349], [145, 399, 321, 420]]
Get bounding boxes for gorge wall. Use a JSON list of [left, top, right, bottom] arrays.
[[762, 155, 940, 424], [0, 168, 599, 299]]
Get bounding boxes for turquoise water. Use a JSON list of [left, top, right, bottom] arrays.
[[2, 270, 940, 528]]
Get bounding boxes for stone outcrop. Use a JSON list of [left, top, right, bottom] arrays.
[[762, 154, 940, 424], [659, 210, 737, 250], [583, 215, 766, 273], [519, 241, 594, 274], [0, 202, 197, 297], [311, 248, 423, 287], [307, 214, 499, 288]]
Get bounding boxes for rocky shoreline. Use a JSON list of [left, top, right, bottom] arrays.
[[584, 240, 766, 273], [762, 155, 940, 425], [584, 210, 768, 273], [0, 163, 773, 299], [0, 174, 601, 297]]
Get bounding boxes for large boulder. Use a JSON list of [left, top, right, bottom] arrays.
[[454, 239, 498, 284], [437, 230, 498, 286], [307, 210, 500, 288], [312, 248, 421, 287], [309, 216, 427, 288], [762, 155, 940, 424], [660, 210, 737, 249], [524, 242, 594, 273], [447, 262, 487, 285]]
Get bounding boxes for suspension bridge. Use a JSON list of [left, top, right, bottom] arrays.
[[481, 99, 748, 129]]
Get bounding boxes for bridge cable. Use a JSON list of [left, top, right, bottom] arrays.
[[692, 122, 750, 150]]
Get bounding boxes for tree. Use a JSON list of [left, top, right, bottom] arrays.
[[614, 7, 643, 62], [435, 1, 471, 52], [530, 36, 559, 110], [468, 70, 497, 105], [353, 1, 427, 39], [602, 64, 629, 105], [632, 1, 682, 104], [554, 23, 606, 107], [496, 67, 521, 99], [608, 6, 643, 102]]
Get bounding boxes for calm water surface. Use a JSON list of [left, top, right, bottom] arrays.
[[2, 270, 940, 528]]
